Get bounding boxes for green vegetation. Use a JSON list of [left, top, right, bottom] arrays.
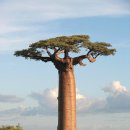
[[0, 124, 22, 130], [14, 35, 116, 62]]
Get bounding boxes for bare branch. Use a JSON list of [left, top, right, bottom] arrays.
[[41, 57, 52, 62], [54, 47, 57, 52], [54, 55, 66, 63], [73, 55, 87, 65], [79, 59, 86, 66], [45, 48, 52, 57], [73, 50, 97, 65], [64, 50, 69, 58], [94, 53, 101, 58], [51, 48, 65, 63], [86, 50, 96, 63], [53, 48, 60, 55], [87, 53, 96, 63], [56, 50, 64, 55]]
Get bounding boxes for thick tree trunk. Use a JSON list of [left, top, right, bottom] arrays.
[[57, 68, 76, 130]]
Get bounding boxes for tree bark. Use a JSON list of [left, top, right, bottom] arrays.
[[57, 68, 76, 130]]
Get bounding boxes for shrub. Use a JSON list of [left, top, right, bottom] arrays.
[[0, 124, 22, 130]]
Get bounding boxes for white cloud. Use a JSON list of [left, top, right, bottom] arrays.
[[76, 88, 86, 100], [0, 81, 130, 116], [0, 0, 129, 26], [21, 82, 130, 115], [23, 87, 87, 115], [103, 81, 130, 112], [0, 87, 87, 116], [77, 81, 130, 113], [1, 0, 130, 22], [103, 81, 128, 93], [0, 38, 24, 52], [28, 88, 58, 115], [0, 21, 27, 35], [0, 0, 129, 51], [0, 94, 24, 103]]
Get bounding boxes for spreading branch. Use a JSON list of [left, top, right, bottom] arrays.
[[14, 49, 52, 63], [14, 35, 116, 66], [73, 50, 97, 66], [41, 57, 52, 62], [56, 50, 64, 55], [86, 51, 96, 63], [45, 48, 52, 57], [73, 55, 87, 66], [87, 53, 96, 63], [54, 48, 60, 54]]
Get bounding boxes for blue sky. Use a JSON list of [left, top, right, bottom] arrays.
[[0, 0, 130, 130]]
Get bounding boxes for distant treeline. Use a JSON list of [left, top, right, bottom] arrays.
[[0, 124, 22, 130]]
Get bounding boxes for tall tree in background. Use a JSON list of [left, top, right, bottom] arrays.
[[14, 35, 116, 130]]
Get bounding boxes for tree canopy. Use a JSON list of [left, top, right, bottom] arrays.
[[14, 35, 116, 66], [0, 125, 22, 130]]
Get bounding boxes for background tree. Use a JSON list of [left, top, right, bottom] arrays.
[[14, 35, 116, 130], [0, 124, 22, 130]]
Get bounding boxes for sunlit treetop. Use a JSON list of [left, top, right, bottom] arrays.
[[14, 35, 116, 67]]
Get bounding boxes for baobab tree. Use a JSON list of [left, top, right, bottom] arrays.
[[14, 35, 116, 130]]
